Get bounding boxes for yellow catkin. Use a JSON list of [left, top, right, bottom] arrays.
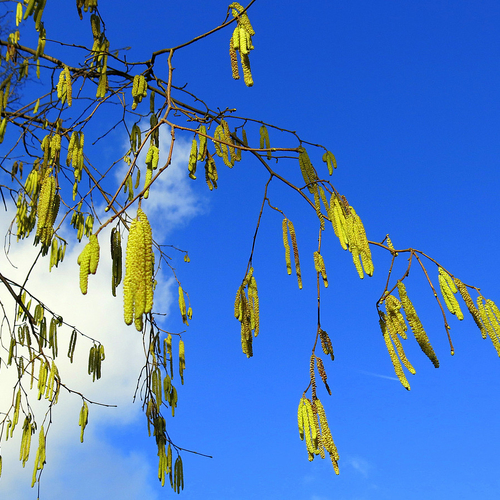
[[228, 4, 255, 88], [88, 234, 99, 275], [50, 134, 61, 163], [322, 151, 337, 175], [248, 275, 260, 337], [179, 339, 185, 384], [20, 417, 32, 467], [301, 398, 316, 460], [345, 212, 364, 278], [438, 268, 464, 320], [240, 289, 253, 358], [386, 235, 398, 256], [132, 75, 140, 97], [56, 66, 72, 106], [64, 66, 72, 106], [259, 125, 271, 160], [216, 119, 233, 167], [318, 186, 330, 216], [298, 147, 319, 193], [287, 219, 302, 289], [454, 278, 484, 336], [144, 144, 158, 199], [319, 329, 334, 361], [133, 211, 149, 322], [31, 424, 46, 486], [315, 356, 331, 395], [241, 52, 253, 87], [178, 286, 187, 324], [141, 210, 154, 315], [329, 193, 348, 250], [477, 297, 500, 356], [123, 208, 154, 328], [315, 398, 340, 474], [205, 154, 218, 190], [397, 281, 439, 368], [197, 126, 207, 161], [77, 243, 91, 295], [282, 218, 292, 275], [229, 37, 240, 79], [486, 301, 500, 353], [310, 401, 324, 457], [313, 251, 328, 287], [384, 298, 415, 375], [385, 294, 408, 339], [313, 189, 325, 230], [350, 207, 374, 277], [380, 314, 411, 390], [222, 120, 236, 165], [235, 269, 259, 356], [35, 170, 58, 249], [234, 284, 242, 319], [231, 4, 255, 35], [476, 297, 490, 337], [213, 124, 223, 158], [188, 137, 198, 179], [79, 401, 88, 443], [297, 397, 305, 441]]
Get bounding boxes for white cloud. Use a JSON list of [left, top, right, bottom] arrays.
[[0, 229, 149, 498], [115, 129, 206, 240], [0, 135, 201, 497]]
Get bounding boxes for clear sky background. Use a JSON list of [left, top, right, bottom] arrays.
[[1, 1, 500, 499]]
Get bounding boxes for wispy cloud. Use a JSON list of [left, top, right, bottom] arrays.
[[357, 370, 399, 382], [346, 456, 372, 478]]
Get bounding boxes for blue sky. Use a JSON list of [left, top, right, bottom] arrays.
[[1, 1, 500, 499]]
